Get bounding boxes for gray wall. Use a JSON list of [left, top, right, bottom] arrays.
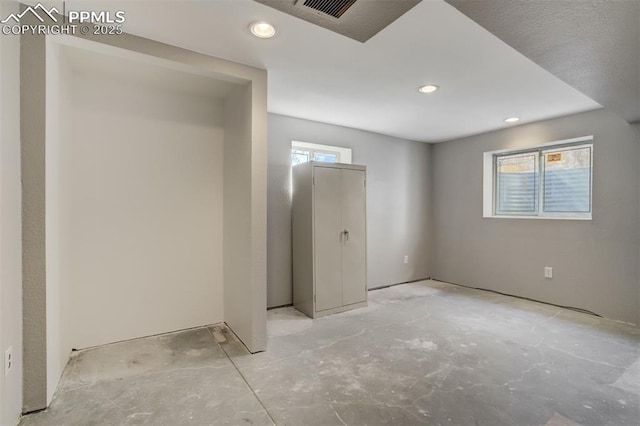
[[432, 108, 640, 325], [0, 1, 23, 424], [636, 122, 640, 324], [267, 114, 432, 308], [21, 6, 47, 412]]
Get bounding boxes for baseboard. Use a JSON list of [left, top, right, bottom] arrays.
[[368, 277, 431, 292], [430, 277, 601, 318]]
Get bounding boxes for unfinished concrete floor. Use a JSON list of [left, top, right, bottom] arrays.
[[20, 280, 640, 425]]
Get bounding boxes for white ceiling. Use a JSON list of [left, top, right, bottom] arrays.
[[40, 0, 601, 142]]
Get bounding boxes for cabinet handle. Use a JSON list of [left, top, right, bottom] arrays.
[[343, 229, 349, 243]]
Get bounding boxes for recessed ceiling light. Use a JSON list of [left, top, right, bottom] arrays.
[[418, 85, 439, 94], [504, 117, 520, 123], [249, 21, 276, 39]]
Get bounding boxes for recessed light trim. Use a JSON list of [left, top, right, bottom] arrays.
[[418, 84, 439, 94], [249, 21, 277, 39], [504, 117, 520, 123]]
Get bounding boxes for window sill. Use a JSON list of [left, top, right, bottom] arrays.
[[483, 215, 592, 221]]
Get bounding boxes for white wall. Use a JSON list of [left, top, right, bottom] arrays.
[[55, 52, 226, 351], [0, 1, 23, 424], [223, 85, 254, 347], [432, 109, 640, 325], [23, 32, 269, 410], [224, 84, 268, 353], [267, 114, 432, 308]]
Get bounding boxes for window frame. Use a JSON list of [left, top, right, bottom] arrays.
[[483, 136, 594, 220]]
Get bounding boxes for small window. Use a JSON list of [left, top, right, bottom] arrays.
[[291, 149, 311, 166], [290, 141, 352, 166], [290, 142, 352, 194], [312, 151, 339, 163], [484, 136, 593, 220]]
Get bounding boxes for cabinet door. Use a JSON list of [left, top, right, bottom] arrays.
[[341, 169, 367, 305], [313, 167, 343, 312]]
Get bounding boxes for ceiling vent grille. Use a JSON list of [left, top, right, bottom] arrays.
[[302, 0, 358, 18], [255, 0, 422, 42]]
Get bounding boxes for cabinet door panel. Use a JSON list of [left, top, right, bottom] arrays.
[[313, 167, 343, 312], [341, 169, 367, 305]]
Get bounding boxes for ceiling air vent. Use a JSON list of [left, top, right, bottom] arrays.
[[254, 0, 422, 43], [301, 0, 358, 19]]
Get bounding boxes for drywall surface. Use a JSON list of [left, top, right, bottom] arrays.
[[23, 29, 268, 410], [636, 122, 640, 322], [80, 29, 269, 354], [20, 7, 47, 413], [432, 108, 640, 325], [0, 1, 23, 424], [223, 85, 253, 349], [44, 36, 69, 404], [59, 59, 225, 350], [267, 114, 432, 308], [224, 84, 268, 353], [249, 80, 269, 352]]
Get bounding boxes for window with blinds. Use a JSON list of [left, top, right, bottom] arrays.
[[496, 152, 538, 215], [542, 146, 591, 213], [489, 141, 593, 219]]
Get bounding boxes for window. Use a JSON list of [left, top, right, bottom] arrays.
[[291, 141, 352, 166], [495, 152, 539, 215], [483, 136, 593, 219], [290, 141, 352, 195]]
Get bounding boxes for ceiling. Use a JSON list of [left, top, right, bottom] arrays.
[[446, 0, 640, 124], [38, 0, 601, 142]]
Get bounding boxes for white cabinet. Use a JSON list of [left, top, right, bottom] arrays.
[[292, 162, 367, 318]]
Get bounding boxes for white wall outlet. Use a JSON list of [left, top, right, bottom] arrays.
[[544, 266, 553, 279], [4, 347, 12, 377], [404, 255, 409, 264]]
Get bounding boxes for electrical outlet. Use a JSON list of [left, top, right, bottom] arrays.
[[404, 255, 409, 264], [544, 266, 553, 279], [4, 347, 12, 377]]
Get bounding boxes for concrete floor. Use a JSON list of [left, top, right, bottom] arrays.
[[20, 280, 640, 425]]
